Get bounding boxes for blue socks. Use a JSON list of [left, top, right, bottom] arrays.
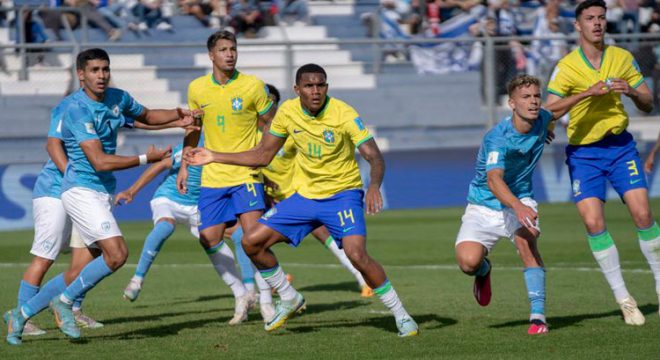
[[475, 258, 491, 277], [231, 227, 255, 285], [21, 274, 66, 318], [17, 280, 39, 308], [135, 221, 175, 278], [62, 256, 114, 303], [523, 267, 546, 322]]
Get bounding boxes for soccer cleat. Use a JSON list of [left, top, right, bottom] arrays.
[[473, 258, 492, 306], [228, 295, 256, 325], [49, 296, 80, 339], [361, 285, 374, 298], [74, 310, 104, 329], [123, 278, 143, 302], [264, 292, 306, 332], [5, 309, 26, 345], [260, 302, 276, 323], [618, 297, 645, 325], [23, 320, 47, 336], [527, 319, 548, 335], [396, 316, 419, 337]]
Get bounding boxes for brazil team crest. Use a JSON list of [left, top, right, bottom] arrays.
[[231, 97, 243, 112], [323, 129, 335, 144]]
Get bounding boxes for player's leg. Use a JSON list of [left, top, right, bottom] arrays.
[[67, 228, 104, 329], [311, 226, 372, 297], [512, 225, 547, 334], [226, 224, 257, 294]]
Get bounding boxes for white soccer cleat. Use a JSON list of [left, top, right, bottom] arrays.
[[74, 310, 104, 329], [123, 278, 143, 302], [618, 297, 645, 326], [23, 320, 47, 336], [260, 302, 276, 323], [228, 295, 256, 325]]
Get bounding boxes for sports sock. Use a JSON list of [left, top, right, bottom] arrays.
[[475, 258, 490, 277], [254, 268, 272, 304], [21, 273, 66, 318], [231, 227, 256, 285], [638, 222, 660, 293], [135, 221, 175, 278], [259, 265, 296, 301], [61, 255, 114, 304], [17, 280, 39, 308], [72, 293, 85, 312], [374, 279, 409, 320], [324, 236, 367, 287], [588, 230, 630, 302], [205, 240, 246, 298], [523, 267, 546, 323]]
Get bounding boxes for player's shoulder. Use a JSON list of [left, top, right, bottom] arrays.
[[557, 48, 582, 67], [189, 74, 210, 89], [329, 97, 359, 119], [278, 98, 298, 113], [484, 118, 511, 143], [606, 45, 633, 59]]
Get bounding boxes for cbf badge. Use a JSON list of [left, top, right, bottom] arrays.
[[231, 97, 243, 112], [572, 180, 581, 197], [323, 129, 335, 144]]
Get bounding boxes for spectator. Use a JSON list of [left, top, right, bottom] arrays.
[[276, 0, 310, 25], [229, 0, 263, 38], [178, 0, 222, 28], [619, 0, 641, 34], [529, 0, 568, 81], [72, 0, 122, 40], [97, 0, 136, 29], [39, 0, 121, 41], [128, 0, 173, 32]]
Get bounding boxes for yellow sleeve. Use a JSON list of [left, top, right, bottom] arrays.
[[345, 108, 372, 147], [254, 80, 274, 116], [269, 109, 288, 138], [187, 81, 199, 110], [547, 62, 572, 98], [622, 53, 645, 89]]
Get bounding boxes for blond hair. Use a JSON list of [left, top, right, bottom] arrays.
[[507, 75, 541, 97]]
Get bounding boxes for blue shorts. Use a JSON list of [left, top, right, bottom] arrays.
[[259, 189, 366, 248], [566, 131, 647, 203], [198, 183, 265, 231]]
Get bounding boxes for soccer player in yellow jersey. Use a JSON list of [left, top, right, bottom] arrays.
[[186, 64, 418, 337], [546, 0, 660, 325], [177, 30, 277, 325]]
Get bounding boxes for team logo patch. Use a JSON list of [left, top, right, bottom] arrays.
[[112, 105, 120, 116], [572, 180, 581, 197], [85, 122, 96, 135], [101, 221, 111, 233], [486, 151, 499, 165], [261, 207, 277, 220], [323, 130, 335, 144], [231, 97, 243, 112], [354, 117, 365, 131]]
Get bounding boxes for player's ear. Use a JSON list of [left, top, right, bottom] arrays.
[[508, 96, 515, 111], [574, 19, 581, 33], [294, 84, 300, 96]]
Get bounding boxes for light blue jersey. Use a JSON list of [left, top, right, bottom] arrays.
[[467, 109, 553, 210], [61, 88, 143, 194], [152, 142, 202, 206], [32, 94, 75, 199]]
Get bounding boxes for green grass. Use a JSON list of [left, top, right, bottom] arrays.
[[1, 200, 660, 359]]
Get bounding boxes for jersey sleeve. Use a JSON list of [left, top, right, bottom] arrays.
[[120, 90, 145, 120], [269, 109, 289, 138], [254, 80, 274, 116], [48, 107, 65, 139], [345, 107, 372, 147], [547, 62, 572, 98], [66, 104, 100, 144], [622, 53, 645, 89], [484, 133, 506, 172]]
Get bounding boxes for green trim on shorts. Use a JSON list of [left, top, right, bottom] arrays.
[[588, 231, 615, 252], [374, 281, 392, 296], [638, 222, 660, 241]]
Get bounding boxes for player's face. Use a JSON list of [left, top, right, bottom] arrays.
[[575, 6, 607, 44], [508, 84, 541, 122], [78, 59, 110, 100], [209, 39, 237, 73], [295, 73, 328, 114]]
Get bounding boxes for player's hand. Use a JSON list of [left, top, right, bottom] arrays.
[[587, 81, 609, 97], [606, 78, 633, 96], [545, 130, 555, 145], [146, 144, 172, 163], [176, 164, 188, 194], [114, 190, 134, 206], [185, 147, 214, 166], [645, 153, 655, 173], [513, 202, 538, 232], [365, 185, 383, 215]]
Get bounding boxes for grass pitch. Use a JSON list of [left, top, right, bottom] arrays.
[[1, 200, 659, 359]]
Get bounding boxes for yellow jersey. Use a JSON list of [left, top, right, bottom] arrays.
[[547, 45, 644, 145], [187, 71, 273, 188], [260, 134, 297, 201], [269, 96, 372, 199]]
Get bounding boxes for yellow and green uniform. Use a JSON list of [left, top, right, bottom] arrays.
[[187, 71, 273, 188], [260, 134, 297, 201], [547, 45, 644, 145]]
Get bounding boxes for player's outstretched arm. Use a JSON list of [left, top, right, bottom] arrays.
[[487, 169, 537, 231], [608, 78, 653, 113], [115, 157, 173, 205], [46, 137, 68, 173], [177, 126, 203, 194], [80, 140, 171, 172], [358, 138, 385, 215], [135, 107, 202, 127], [545, 81, 609, 119], [185, 132, 285, 168], [645, 131, 660, 173]]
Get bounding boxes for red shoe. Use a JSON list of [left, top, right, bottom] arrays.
[[473, 259, 491, 306], [527, 320, 548, 335]]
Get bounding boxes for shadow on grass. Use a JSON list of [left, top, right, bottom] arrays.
[[102, 308, 221, 325], [297, 281, 362, 293], [285, 313, 457, 335], [489, 303, 656, 331], [304, 300, 369, 315]]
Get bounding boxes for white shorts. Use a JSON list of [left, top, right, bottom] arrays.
[[61, 187, 122, 246], [31, 197, 72, 260], [455, 197, 540, 253], [151, 197, 200, 238]]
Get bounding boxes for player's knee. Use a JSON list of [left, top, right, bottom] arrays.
[[105, 247, 128, 270], [345, 248, 369, 267], [242, 231, 265, 257], [456, 252, 482, 274], [631, 208, 653, 228], [583, 217, 606, 234]]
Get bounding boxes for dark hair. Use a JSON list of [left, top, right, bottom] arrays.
[[295, 63, 327, 85], [266, 84, 280, 105], [507, 74, 541, 96], [76, 48, 110, 70], [575, 0, 606, 18], [207, 30, 237, 51]]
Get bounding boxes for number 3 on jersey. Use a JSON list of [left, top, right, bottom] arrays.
[[337, 209, 355, 227]]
